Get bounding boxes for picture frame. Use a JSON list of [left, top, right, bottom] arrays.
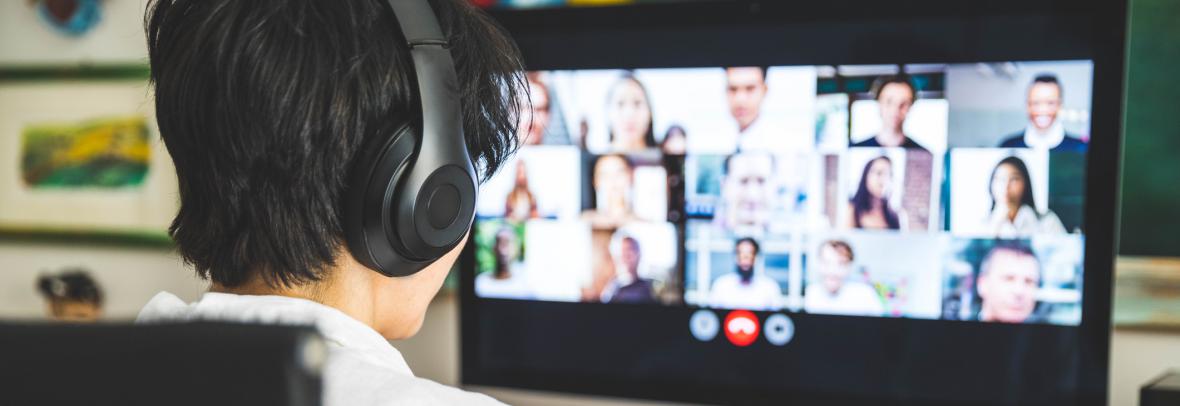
[[0, 66, 175, 247]]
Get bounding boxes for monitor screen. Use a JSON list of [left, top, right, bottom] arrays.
[[462, 2, 1124, 405]]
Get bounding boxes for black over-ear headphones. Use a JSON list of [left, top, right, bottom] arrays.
[[343, 0, 477, 277]]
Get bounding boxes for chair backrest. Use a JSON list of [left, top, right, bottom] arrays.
[[0, 321, 324, 406]]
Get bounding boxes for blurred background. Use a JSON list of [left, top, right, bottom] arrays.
[[0, 0, 1176, 405]]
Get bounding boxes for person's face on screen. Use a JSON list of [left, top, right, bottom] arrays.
[[990, 163, 1026, 210], [662, 127, 687, 155], [865, 158, 893, 199], [514, 160, 529, 186], [978, 250, 1040, 323], [818, 244, 853, 294], [608, 79, 652, 150], [593, 155, 633, 213], [877, 83, 913, 133], [520, 79, 551, 145], [1026, 82, 1062, 131], [494, 230, 520, 265], [726, 67, 768, 131], [620, 237, 641, 276], [723, 153, 775, 229], [735, 241, 757, 272]]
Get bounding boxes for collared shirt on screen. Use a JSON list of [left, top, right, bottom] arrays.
[[998, 121, 1087, 152]]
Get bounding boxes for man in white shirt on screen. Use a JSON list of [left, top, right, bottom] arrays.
[[708, 238, 783, 311], [725, 67, 797, 154], [804, 240, 884, 317]]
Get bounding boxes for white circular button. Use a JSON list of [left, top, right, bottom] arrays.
[[764, 313, 795, 346], [689, 309, 720, 342]]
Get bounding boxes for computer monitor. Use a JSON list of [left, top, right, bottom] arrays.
[[460, 1, 1126, 404]]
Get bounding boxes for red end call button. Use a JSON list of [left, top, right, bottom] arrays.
[[724, 310, 759, 347]]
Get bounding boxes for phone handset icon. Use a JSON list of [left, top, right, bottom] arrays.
[[723, 310, 759, 347], [728, 317, 756, 335]]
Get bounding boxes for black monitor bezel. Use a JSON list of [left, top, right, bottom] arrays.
[[459, 1, 1126, 405]]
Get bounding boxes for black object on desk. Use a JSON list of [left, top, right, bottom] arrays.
[[1141, 370, 1180, 406], [0, 321, 324, 406]]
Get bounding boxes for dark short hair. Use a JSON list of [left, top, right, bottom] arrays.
[[38, 269, 103, 305], [1030, 73, 1063, 99], [735, 237, 760, 256], [871, 74, 916, 102], [146, 0, 526, 287], [724, 66, 769, 83]]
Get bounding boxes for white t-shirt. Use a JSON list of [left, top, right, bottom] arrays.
[[803, 282, 884, 317], [708, 273, 783, 311], [136, 292, 503, 406]]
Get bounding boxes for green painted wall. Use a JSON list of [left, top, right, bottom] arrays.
[[1120, 0, 1180, 256]]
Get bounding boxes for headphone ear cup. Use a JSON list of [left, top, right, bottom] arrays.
[[343, 123, 426, 277]]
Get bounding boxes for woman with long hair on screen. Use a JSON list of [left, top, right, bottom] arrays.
[[605, 73, 656, 152], [504, 160, 539, 222], [845, 155, 906, 230], [985, 156, 1065, 237], [582, 153, 639, 229]]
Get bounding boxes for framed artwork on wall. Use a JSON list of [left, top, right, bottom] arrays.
[[0, 67, 175, 246]]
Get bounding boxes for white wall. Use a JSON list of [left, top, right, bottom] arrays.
[[0, 0, 149, 66], [0, 241, 205, 320]]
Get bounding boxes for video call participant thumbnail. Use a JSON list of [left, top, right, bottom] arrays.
[[476, 227, 533, 300], [845, 155, 906, 231], [804, 240, 883, 317], [600, 231, 657, 304], [708, 238, 783, 311], [852, 74, 929, 152], [504, 160, 539, 222], [715, 152, 776, 235], [986, 156, 1065, 237], [725, 66, 780, 153], [976, 242, 1042, 323], [584, 154, 639, 228], [998, 74, 1087, 152], [606, 73, 657, 152]]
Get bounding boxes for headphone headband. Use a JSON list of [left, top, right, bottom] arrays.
[[343, 0, 478, 277], [387, 0, 447, 46]]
